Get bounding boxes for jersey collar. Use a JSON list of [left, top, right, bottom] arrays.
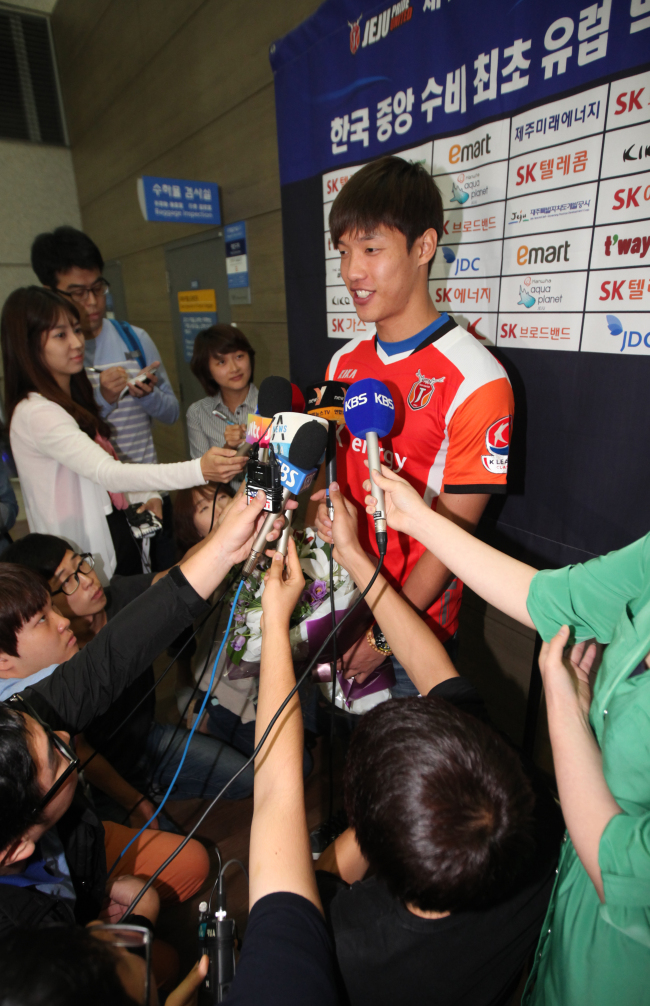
[[374, 315, 458, 365]]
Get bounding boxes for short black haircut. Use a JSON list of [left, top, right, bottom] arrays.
[[0, 703, 44, 852], [190, 323, 255, 395], [328, 156, 444, 268], [0, 927, 136, 1006], [4, 533, 70, 583], [30, 226, 104, 288], [344, 697, 536, 913], [0, 563, 50, 657]]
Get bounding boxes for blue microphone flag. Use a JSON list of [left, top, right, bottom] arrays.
[[344, 379, 395, 439]]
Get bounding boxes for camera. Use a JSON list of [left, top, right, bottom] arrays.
[[124, 503, 162, 539]]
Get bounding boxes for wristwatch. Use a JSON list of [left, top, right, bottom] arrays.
[[366, 622, 393, 656]]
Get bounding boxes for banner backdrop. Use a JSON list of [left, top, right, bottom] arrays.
[[270, 0, 650, 566]]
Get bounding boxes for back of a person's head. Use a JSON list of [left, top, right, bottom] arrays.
[[328, 155, 444, 254], [4, 533, 69, 583], [0, 562, 49, 658], [0, 927, 135, 1006], [344, 697, 536, 913], [30, 226, 104, 289], [0, 702, 44, 854]]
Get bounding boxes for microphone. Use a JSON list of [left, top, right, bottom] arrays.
[[236, 376, 293, 457], [242, 420, 328, 575], [343, 379, 395, 556], [291, 383, 306, 413], [305, 380, 349, 520]]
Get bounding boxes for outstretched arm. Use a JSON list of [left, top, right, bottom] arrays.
[[328, 483, 458, 695], [249, 540, 321, 912], [363, 465, 537, 628]]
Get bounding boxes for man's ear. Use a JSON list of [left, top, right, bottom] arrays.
[[0, 836, 36, 867], [0, 650, 17, 679], [418, 228, 438, 267]]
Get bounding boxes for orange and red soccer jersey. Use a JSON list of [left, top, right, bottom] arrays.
[[326, 315, 514, 640]]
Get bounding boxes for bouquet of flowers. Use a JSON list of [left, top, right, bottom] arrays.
[[224, 528, 360, 677]]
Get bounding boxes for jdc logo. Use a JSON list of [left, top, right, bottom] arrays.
[[453, 257, 480, 274], [606, 314, 650, 352]]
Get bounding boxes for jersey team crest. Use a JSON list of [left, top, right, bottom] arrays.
[[482, 416, 511, 474], [407, 370, 445, 411], [348, 15, 362, 54]]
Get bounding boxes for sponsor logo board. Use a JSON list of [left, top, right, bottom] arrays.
[[435, 160, 508, 211], [324, 232, 339, 260], [433, 120, 509, 171], [396, 141, 433, 172], [496, 313, 582, 351], [506, 133, 602, 199], [457, 313, 498, 345], [601, 122, 650, 180], [502, 228, 592, 275], [510, 85, 608, 157], [428, 276, 499, 311], [326, 287, 355, 311], [585, 267, 650, 310], [354, 1, 412, 52], [590, 223, 650, 268], [606, 70, 650, 131], [430, 241, 503, 280], [505, 182, 597, 236], [441, 201, 505, 244], [326, 257, 343, 286], [499, 272, 587, 312], [595, 171, 650, 225], [581, 313, 650, 355], [327, 313, 373, 339], [322, 164, 362, 203]]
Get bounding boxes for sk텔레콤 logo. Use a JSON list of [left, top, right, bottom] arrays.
[[482, 416, 511, 475], [348, 14, 363, 54], [407, 369, 445, 411]]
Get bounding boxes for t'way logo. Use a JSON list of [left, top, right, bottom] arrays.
[[348, 14, 362, 54], [407, 370, 445, 411]]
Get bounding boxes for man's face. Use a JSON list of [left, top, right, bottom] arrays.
[[0, 599, 78, 680], [337, 225, 437, 325], [50, 549, 106, 620], [55, 266, 106, 336]]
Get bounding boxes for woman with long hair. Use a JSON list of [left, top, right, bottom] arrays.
[[2, 287, 246, 580], [186, 324, 257, 488]]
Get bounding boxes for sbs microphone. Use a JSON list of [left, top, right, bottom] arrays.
[[343, 378, 395, 556], [237, 376, 293, 457], [305, 380, 350, 520], [242, 420, 328, 575]]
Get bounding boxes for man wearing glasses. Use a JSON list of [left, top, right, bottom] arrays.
[[30, 226, 180, 571]]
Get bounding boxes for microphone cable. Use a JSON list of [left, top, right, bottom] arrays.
[[107, 577, 246, 876], [121, 553, 385, 920], [327, 546, 337, 821]]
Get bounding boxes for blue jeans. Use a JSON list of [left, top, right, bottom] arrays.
[[390, 632, 459, 698]]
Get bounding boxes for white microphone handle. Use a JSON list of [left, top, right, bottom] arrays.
[[366, 432, 386, 534]]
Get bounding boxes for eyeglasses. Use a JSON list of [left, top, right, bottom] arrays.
[[4, 694, 80, 811], [51, 553, 95, 597], [90, 924, 152, 1006], [57, 278, 110, 303]]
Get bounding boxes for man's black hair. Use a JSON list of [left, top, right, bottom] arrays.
[[30, 226, 104, 289], [0, 563, 50, 658], [344, 696, 536, 913], [328, 156, 444, 271], [0, 704, 44, 852], [4, 533, 70, 583], [0, 927, 136, 1005]]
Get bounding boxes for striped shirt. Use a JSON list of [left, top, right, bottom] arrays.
[[85, 319, 180, 465], [186, 384, 258, 489]]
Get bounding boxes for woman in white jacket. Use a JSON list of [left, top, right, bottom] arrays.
[[2, 287, 247, 581]]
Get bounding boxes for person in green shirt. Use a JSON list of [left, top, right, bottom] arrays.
[[315, 465, 650, 1005]]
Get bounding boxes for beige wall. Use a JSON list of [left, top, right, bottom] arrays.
[[51, 0, 323, 462], [0, 139, 81, 394]]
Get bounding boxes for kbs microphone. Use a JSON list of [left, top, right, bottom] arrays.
[[236, 376, 293, 457], [343, 379, 395, 556], [305, 380, 349, 520], [242, 420, 328, 575]]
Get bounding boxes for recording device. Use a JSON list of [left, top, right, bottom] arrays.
[[199, 899, 236, 1004], [305, 380, 350, 520], [343, 378, 395, 556], [242, 420, 328, 575], [124, 503, 163, 539], [236, 376, 293, 457], [245, 447, 283, 512]]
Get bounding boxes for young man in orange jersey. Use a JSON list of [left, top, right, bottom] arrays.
[[313, 155, 513, 698]]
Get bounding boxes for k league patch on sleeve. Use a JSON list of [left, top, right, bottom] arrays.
[[482, 416, 511, 474]]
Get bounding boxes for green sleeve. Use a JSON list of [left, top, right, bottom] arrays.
[[526, 533, 650, 643], [598, 811, 650, 948]]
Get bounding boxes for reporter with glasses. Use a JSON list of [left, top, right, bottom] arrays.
[[0, 489, 287, 956], [1, 286, 247, 581]]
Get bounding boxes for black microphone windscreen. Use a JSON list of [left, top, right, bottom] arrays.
[[288, 420, 328, 471], [258, 376, 293, 418]]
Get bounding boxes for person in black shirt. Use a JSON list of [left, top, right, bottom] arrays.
[[312, 484, 563, 1006]]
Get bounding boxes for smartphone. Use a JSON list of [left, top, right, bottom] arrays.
[[119, 366, 158, 399]]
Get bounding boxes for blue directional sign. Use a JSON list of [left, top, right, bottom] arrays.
[[137, 175, 221, 225]]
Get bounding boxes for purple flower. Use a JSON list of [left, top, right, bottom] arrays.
[[300, 589, 312, 605], [309, 580, 328, 602], [232, 635, 246, 651], [234, 613, 246, 624]]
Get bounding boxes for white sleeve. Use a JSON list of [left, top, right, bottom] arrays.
[[25, 399, 205, 493]]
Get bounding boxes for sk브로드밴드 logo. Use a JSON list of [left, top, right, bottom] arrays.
[[407, 370, 445, 410], [348, 14, 363, 54]]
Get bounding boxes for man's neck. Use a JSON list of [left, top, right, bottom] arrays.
[[375, 293, 439, 344], [405, 901, 451, 920], [219, 384, 250, 413]]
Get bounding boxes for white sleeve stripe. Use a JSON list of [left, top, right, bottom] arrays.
[[432, 327, 509, 427], [423, 429, 449, 507], [327, 335, 370, 380]]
